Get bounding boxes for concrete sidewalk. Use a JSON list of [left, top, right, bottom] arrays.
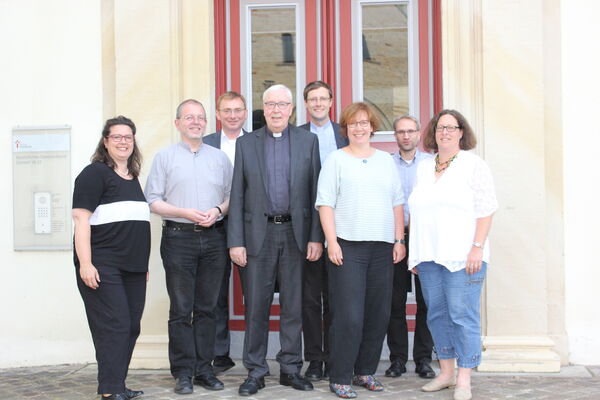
[[1, 361, 600, 400]]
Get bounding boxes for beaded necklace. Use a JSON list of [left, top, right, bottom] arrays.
[[435, 153, 458, 173]]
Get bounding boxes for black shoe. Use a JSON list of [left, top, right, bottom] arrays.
[[280, 373, 314, 391], [385, 361, 407, 377], [415, 360, 436, 379], [124, 387, 144, 399], [101, 394, 128, 400], [174, 376, 193, 395], [194, 374, 224, 390], [239, 376, 265, 396], [304, 360, 323, 381], [213, 355, 236, 374], [323, 362, 329, 379]]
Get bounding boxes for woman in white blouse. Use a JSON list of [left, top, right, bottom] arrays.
[[408, 110, 497, 400], [316, 102, 405, 399]]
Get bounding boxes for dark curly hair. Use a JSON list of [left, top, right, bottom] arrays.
[[91, 116, 142, 178], [423, 109, 477, 152]]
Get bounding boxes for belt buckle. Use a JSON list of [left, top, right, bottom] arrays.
[[273, 215, 283, 224], [193, 224, 203, 232]]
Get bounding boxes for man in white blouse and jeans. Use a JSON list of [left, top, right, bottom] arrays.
[[385, 115, 436, 380]]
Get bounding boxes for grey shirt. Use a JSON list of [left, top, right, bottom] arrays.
[[144, 141, 233, 223], [264, 126, 291, 215]]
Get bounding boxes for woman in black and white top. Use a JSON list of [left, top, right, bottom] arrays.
[[73, 116, 150, 400]]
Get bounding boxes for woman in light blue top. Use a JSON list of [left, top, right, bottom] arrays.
[[315, 102, 405, 398]]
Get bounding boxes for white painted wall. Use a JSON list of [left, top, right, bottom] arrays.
[[562, 0, 600, 364], [0, 0, 103, 367]]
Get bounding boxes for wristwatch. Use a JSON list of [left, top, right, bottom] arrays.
[[472, 241, 483, 249], [395, 239, 405, 245]]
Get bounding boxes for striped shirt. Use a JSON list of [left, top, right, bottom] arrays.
[[315, 149, 404, 243]]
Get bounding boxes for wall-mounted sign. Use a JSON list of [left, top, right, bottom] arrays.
[[12, 126, 72, 251]]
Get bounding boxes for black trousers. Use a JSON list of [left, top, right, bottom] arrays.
[[160, 225, 228, 378], [301, 253, 329, 362], [77, 265, 146, 394], [328, 239, 393, 385], [238, 222, 304, 378], [386, 234, 433, 364], [214, 259, 232, 358]]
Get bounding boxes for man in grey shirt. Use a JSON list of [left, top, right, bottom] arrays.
[[228, 84, 323, 396], [145, 99, 233, 395], [385, 115, 436, 380]]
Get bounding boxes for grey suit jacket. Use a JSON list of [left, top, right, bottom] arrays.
[[203, 130, 248, 149], [298, 121, 348, 149], [227, 125, 323, 256]]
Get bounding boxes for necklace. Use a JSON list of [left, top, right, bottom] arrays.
[[115, 168, 129, 177], [435, 152, 458, 173]]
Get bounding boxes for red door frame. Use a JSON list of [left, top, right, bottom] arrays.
[[214, 0, 442, 332]]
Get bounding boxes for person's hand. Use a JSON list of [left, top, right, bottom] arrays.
[[197, 208, 220, 227], [410, 266, 418, 275], [465, 246, 483, 274], [80, 263, 100, 289], [393, 242, 406, 264], [183, 208, 207, 224], [327, 241, 343, 266], [306, 242, 323, 261], [230, 246, 247, 267], [146, 271, 150, 282]]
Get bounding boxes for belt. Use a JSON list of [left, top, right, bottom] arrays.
[[163, 219, 224, 232], [267, 214, 292, 224]]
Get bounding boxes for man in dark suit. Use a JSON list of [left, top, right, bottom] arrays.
[[297, 81, 348, 382], [228, 84, 323, 396], [203, 91, 248, 374]]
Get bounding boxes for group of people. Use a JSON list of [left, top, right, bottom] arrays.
[[72, 81, 497, 400]]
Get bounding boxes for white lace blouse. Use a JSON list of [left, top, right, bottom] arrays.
[[407, 150, 498, 272]]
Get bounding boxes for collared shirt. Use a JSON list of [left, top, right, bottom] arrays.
[[392, 150, 432, 226], [219, 130, 243, 166], [144, 141, 233, 223], [264, 126, 290, 215], [310, 120, 338, 165]]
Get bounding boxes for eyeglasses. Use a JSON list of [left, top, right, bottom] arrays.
[[108, 134, 134, 143], [306, 96, 331, 104], [347, 120, 371, 129], [219, 108, 246, 116], [264, 102, 291, 110], [182, 115, 207, 122], [395, 129, 419, 136], [435, 125, 460, 132]]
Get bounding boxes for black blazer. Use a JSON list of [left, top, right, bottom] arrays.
[[203, 130, 248, 149], [227, 125, 323, 256], [298, 121, 348, 149]]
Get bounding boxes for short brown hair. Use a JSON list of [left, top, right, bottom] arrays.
[[339, 102, 380, 138], [91, 116, 142, 178], [303, 80, 333, 101], [217, 91, 247, 109], [423, 109, 477, 152]]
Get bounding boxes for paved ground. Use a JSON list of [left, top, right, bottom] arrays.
[[2, 361, 600, 400]]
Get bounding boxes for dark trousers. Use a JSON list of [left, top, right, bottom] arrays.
[[77, 265, 146, 394], [302, 254, 329, 362], [328, 239, 393, 385], [214, 259, 232, 357], [386, 234, 434, 364], [160, 225, 228, 378], [238, 222, 304, 378]]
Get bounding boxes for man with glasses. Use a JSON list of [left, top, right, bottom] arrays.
[[204, 91, 248, 374], [298, 81, 348, 382], [145, 99, 233, 395], [228, 84, 323, 396], [385, 115, 436, 380]]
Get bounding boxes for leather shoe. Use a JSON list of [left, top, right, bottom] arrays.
[[193, 374, 224, 390], [239, 376, 265, 396], [385, 361, 407, 377], [100, 394, 127, 400], [212, 355, 235, 374], [174, 376, 193, 395], [124, 388, 144, 399], [415, 360, 436, 379], [280, 373, 314, 391], [304, 360, 323, 381]]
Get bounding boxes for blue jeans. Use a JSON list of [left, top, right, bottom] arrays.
[[417, 261, 487, 368], [160, 225, 228, 378]]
